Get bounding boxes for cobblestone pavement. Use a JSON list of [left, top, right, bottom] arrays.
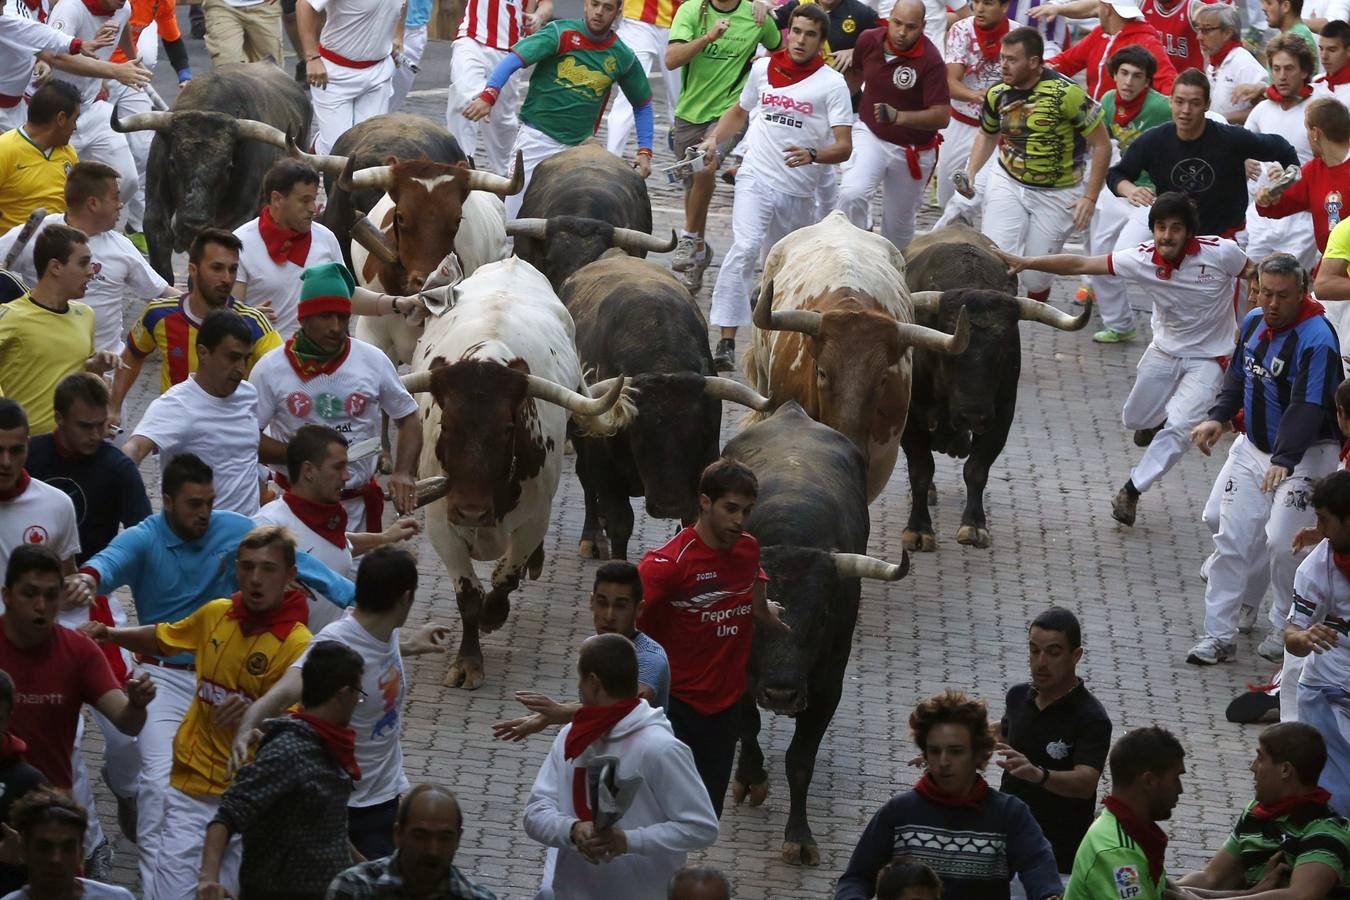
[[81, 24, 1275, 897]]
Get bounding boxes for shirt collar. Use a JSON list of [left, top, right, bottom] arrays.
[[377, 853, 484, 898]]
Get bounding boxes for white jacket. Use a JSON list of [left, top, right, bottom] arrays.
[[523, 700, 719, 900]]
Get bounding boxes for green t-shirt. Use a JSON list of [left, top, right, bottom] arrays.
[[669, 0, 782, 124], [1288, 22, 1321, 74], [514, 19, 652, 145], [1220, 799, 1350, 889], [1064, 808, 1166, 900], [1100, 88, 1171, 191], [981, 69, 1105, 189]]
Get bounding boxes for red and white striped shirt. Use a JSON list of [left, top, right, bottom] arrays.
[[457, 0, 524, 51]]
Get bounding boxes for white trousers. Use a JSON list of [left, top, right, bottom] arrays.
[[1203, 435, 1340, 642], [0, 105, 23, 132], [605, 19, 679, 155], [1120, 347, 1223, 493], [980, 164, 1080, 294], [311, 57, 395, 155], [150, 788, 241, 900], [1320, 298, 1350, 361], [710, 173, 815, 328], [447, 38, 524, 177], [1090, 192, 1144, 334], [105, 83, 154, 231], [933, 120, 990, 229], [136, 665, 196, 899], [1247, 204, 1319, 271], [71, 99, 139, 210], [836, 123, 936, 252], [506, 124, 572, 220], [389, 25, 427, 112]]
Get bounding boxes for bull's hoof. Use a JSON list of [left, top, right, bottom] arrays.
[[956, 525, 992, 548], [901, 529, 937, 552], [527, 544, 545, 580], [480, 594, 511, 633], [732, 779, 769, 806], [444, 656, 485, 690], [782, 840, 821, 867], [577, 537, 611, 560]]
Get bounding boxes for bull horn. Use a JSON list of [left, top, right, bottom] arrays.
[[350, 216, 400, 266], [347, 166, 396, 192], [703, 376, 771, 411], [611, 227, 679, 254], [895, 305, 970, 355], [401, 370, 436, 393], [909, 290, 943, 313], [751, 279, 824, 336], [525, 373, 625, 416], [234, 119, 289, 149], [110, 104, 173, 134], [464, 150, 525, 196], [384, 476, 449, 509], [505, 218, 549, 240], [1016, 295, 1092, 331], [285, 131, 349, 176], [832, 550, 910, 581]]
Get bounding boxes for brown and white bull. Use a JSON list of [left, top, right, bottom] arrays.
[[744, 211, 970, 501], [399, 257, 632, 690]]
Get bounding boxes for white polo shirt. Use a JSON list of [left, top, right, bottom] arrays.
[[46, 0, 130, 104], [1107, 235, 1249, 358], [1206, 46, 1269, 119], [234, 218, 344, 339], [1246, 95, 1314, 165], [309, 0, 402, 63], [737, 57, 854, 198]]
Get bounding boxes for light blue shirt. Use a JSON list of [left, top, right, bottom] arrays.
[[406, 0, 432, 28], [83, 510, 354, 665], [634, 630, 670, 710]]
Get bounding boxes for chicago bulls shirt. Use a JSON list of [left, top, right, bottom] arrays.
[[737, 55, 854, 197]]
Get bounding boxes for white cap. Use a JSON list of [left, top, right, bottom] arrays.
[[1106, 0, 1146, 18]]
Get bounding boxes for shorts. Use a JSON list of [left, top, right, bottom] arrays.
[[672, 116, 743, 184]]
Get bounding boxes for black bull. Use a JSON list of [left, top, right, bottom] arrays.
[[723, 403, 908, 867]]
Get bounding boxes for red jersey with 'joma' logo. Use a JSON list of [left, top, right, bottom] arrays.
[[637, 527, 767, 715]]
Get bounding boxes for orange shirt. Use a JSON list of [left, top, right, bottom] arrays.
[[110, 0, 180, 63], [622, 0, 680, 28]]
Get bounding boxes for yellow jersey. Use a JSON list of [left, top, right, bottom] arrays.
[[0, 295, 95, 434], [0, 128, 77, 232], [622, 0, 680, 28], [156, 598, 311, 797], [128, 296, 282, 393]]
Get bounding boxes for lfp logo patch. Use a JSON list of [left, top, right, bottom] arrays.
[[1114, 865, 1142, 898]]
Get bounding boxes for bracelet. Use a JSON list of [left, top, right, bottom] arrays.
[[636, 147, 653, 158], [1038, 765, 1051, 786], [478, 87, 500, 106], [307, 54, 321, 61]]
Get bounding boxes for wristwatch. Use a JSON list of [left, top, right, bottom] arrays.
[[1038, 765, 1051, 786], [808, 147, 818, 163]]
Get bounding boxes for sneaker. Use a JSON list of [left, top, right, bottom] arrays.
[[1237, 603, 1258, 635], [679, 244, 714, 294], [1092, 327, 1137, 344], [1186, 635, 1236, 665], [1111, 487, 1137, 526], [712, 338, 735, 372], [666, 128, 675, 153], [124, 227, 148, 255], [84, 838, 114, 881], [102, 765, 138, 844], [1073, 284, 1095, 307], [1133, 424, 1163, 447], [1257, 628, 1286, 662], [671, 235, 702, 272]]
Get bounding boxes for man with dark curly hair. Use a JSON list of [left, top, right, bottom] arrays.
[[834, 690, 1063, 900]]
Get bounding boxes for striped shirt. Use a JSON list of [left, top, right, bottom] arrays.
[[622, 0, 679, 28], [1221, 797, 1350, 890], [457, 0, 524, 51], [127, 296, 282, 393]]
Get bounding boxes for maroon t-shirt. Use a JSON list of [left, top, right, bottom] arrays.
[[850, 27, 950, 145]]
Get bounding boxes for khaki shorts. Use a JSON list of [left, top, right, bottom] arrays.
[[672, 116, 743, 179]]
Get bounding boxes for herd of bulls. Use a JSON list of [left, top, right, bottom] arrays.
[[113, 61, 1097, 868]]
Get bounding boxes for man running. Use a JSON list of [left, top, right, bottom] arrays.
[[934, 0, 1012, 212], [298, 0, 405, 155]]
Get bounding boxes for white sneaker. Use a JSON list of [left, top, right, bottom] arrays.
[[1187, 635, 1236, 665], [1238, 603, 1258, 634], [1256, 628, 1286, 662]]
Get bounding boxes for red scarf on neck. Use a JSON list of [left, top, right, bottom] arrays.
[[1103, 796, 1168, 883], [281, 490, 348, 549], [974, 17, 1011, 60], [913, 772, 990, 808], [257, 206, 313, 268], [1209, 39, 1244, 68], [884, 32, 927, 59], [1113, 89, 1148, 126], [1333, 550, 1350, 585], [0, 471, 31, 502], [282, 334, 351, 381], [0, 733, 27, 763], [80, 0, 106, 16], [1258, 294, 1325, 341], [20, 0, 45, 21], [290, 709, 361, 780], [767, 48, 825, 88], [564, 697, 640, 760], [224, 589, 309, 640], [1266, 83, 1314, 104], [1322, 64, 1350, 89], [1150, 236, 1202, 277], [1251, 786, 1332, 819]]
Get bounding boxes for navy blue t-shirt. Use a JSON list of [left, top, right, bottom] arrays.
[[26, 434, 151, 563]]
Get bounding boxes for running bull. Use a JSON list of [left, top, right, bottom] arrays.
[[900, 225, 1090, 549], [724, 402, 909, 867]]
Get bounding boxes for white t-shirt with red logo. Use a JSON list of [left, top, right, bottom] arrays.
[[0, 476, 79, 578], [46, 0, 129, 104], [943, 17, 1012, 124], [737, 56, 854, 198], [250, 337, 419, 491]]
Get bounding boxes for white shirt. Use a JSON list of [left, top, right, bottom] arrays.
[[737, 57, 854, 198], [0, 214, 168, 352], [251, 337, 419, 491], [1290, 539, 1350, 691], [308, 0, 402, 63], [876, 0, 967, 46], [47, 0, 130, 104], [1207, 46, 1269, 118], [254, 497, 354, 630], [1304, 0, 1350, 23], [1313, 71, 1350, 103], [293, 615, 410, 807], [1107, 236, 1249, 358], [2, 880, 133, 900], [132, 376, 262, 516], [457, 0, 525, 51], [943, 16, 1012, 123], [1246, 95, 1315, 166], [234, 218, 344, 339], [0, 13, 75, 97], [0, 476, 79, 577]]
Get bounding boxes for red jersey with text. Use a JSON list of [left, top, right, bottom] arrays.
[[851, 28, 949, 145], [1141, 0, 1215, 76], [1261, 154, 1350, 254], [637, 527, 766, 715]]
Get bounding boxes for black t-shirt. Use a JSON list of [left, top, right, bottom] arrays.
[[773, 0, 879, 52], [998, 680, 1113, 872], [26, 434, 152, 564]]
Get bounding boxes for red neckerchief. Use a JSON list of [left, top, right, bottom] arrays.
[[1258, 294, 1325, 341], [282, 334, 351, 381], [257, 206, 313, 268], [884, 32, 926, 59], [1113, 89, 1148, 126], [973, 17, 1010, 59], [1321, 64, 1350, 89], [1266, 83, 1314, 104], [1209, 39, 1243, 68], [51, 430, 80, 460], [1150, 236, 1202, 276], [79, 0, 106, 15], [564, 697, 640, 760], [1341, 437, 1350, 464], [0, 471, 31, 502], [1251, 787, 1332, 819], [1333, 551, 1350, 585], [224, 589, 310, 640], [0, 733, 28, 763], [281, 490, 348, 549], [1103, 796, 1168, 883], [289, 709, 361, 780], [913, 772, 990, 808], [20, 0, 45, 20], [767, 48, 825, 88]]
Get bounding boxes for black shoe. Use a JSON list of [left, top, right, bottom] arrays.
[[1226, 686, 1280, 724], [1111, 486, 1137, 527], [1133, 423, 1163, 447], [712, 338, 735, 372]]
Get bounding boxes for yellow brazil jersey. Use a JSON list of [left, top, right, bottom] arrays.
[[156, 598, 311, 796], [0, 128, 77, 231], [128, 296, 283, 393], [622, 0, 680, 29], [0, 295, 95, 435]]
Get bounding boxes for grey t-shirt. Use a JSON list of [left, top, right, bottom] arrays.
[[634, 631, 670, 710]]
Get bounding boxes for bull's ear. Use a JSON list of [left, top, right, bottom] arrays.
[[454, 160, 470, 171], [507, 357, 531, 374], [382, 155, 399, 167]]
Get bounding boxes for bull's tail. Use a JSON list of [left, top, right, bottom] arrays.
[[739, 337, 772, 432], [571, 384, 639, 437]]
